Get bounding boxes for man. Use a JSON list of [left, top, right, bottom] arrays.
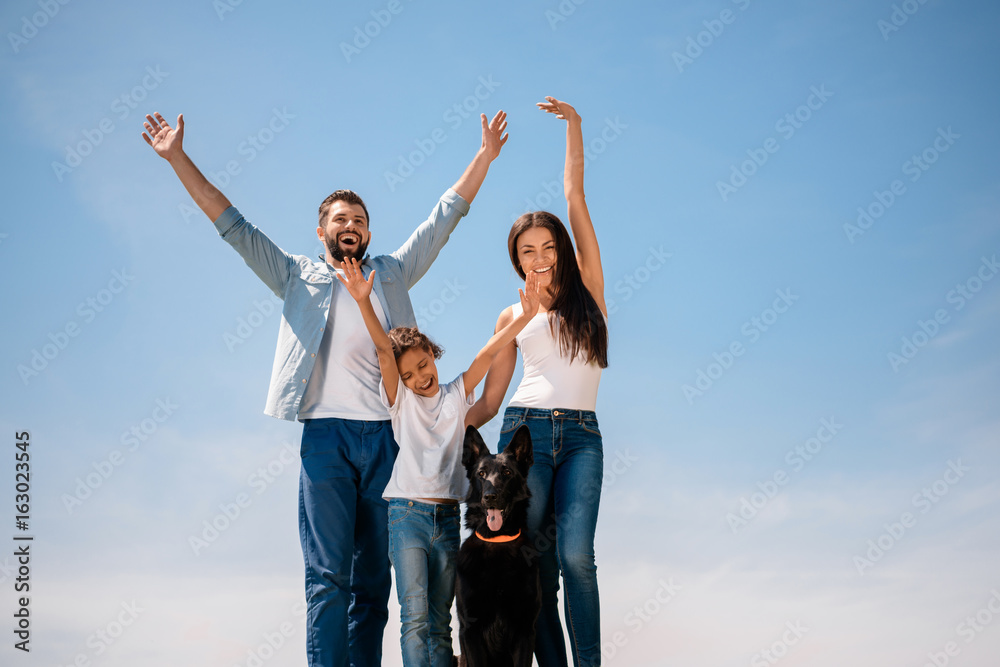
[[141, 109, 508, 666]]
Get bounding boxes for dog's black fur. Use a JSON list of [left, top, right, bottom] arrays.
[[456, 425, 540, 667]]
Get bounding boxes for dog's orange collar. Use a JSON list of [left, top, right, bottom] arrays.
[[475, 530, 521, 543]]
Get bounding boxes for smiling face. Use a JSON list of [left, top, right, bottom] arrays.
[[396, 346, 440, 397], [318, 200, 370, 266], [515, 226, 557, 290]]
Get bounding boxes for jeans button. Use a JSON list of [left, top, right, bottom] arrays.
[[553, 410, 561, 416]]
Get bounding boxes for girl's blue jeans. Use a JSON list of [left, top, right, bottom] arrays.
[[388, 498, 461, 667]]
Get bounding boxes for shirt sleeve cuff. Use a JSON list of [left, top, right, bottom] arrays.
[[441, 188, 470, 217], [212, 205, 242, 236]]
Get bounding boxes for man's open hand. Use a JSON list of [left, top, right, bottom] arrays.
[[480, 110, 508, 161], [142, 112, 184, 161]]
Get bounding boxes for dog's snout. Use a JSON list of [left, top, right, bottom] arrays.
[[483, 493, 497, 505]]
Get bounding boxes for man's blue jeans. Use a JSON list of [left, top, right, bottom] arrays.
[[299, 418, 398, 667], [498, 407, 604, 667], [388, 498, 461, 667]]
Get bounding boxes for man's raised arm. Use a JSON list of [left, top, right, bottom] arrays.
[[143, 111, 292, 298], [142, 112, 231, 222], [392, 110, 508, 288], [450, 110, 508, 204]]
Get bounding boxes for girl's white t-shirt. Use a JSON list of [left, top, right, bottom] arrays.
[[508, 302, 604, 411], [380, 375, 473, 501]]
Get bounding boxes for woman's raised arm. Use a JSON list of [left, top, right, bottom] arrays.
[[537, 97, 606, 315]]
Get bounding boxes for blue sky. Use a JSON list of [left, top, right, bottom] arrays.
[[1, 0, 999, 665]]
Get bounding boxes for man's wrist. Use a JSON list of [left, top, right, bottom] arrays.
[[164, 148, 188, 165]]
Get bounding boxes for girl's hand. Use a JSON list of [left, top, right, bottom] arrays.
[[335, 256, 375, 302], [536, 96, 580, 123], [519, 268, 542, 318]]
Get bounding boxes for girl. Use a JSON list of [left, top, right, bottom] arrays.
[[469, 97, 609, 667], [336, 255, 540, 667]]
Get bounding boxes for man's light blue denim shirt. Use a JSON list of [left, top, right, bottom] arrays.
[[212, 188, 470, 421]]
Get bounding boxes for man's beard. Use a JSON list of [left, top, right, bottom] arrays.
[[324, 231, 370, 264]]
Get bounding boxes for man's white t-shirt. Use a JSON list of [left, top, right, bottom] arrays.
[[298, 275, 390, 420]]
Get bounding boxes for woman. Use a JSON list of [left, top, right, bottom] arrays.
[[469, 97, 609, 667]]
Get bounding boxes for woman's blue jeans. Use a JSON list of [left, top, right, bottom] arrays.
[[388, 499, 461, 667], [497, 407, 604, 667]]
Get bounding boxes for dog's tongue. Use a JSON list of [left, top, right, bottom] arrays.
[[486, 509, 503, 532]]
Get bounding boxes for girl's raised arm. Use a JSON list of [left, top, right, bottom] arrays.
[[537, 97, 607, 315], [336, 256, 401, 406], [463, 271, 541, 399]]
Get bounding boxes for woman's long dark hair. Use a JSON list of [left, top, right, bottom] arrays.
[[508, 211, 608, 368]]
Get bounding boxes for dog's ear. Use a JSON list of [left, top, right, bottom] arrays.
[[507, 425, 533, 474], [462, 425, 489, 470]]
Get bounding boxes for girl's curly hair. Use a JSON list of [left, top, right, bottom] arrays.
[[387, 326, 444, 360]]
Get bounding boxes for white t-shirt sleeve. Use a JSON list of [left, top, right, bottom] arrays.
[[458, 375, 474, 409], [379, 377, 404, 416]]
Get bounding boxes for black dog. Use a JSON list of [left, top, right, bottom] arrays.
[[456, 425, 540, 667]]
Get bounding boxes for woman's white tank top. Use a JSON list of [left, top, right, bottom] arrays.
[[507, 302, 604, 411]]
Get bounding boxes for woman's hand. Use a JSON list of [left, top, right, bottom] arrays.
[[519, 268, 542, 318], [536, 96, 581, 123]]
